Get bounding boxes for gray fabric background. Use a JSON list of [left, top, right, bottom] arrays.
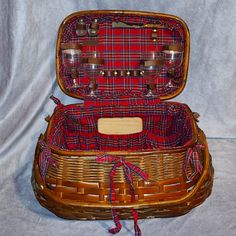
[[0, 0, 235, 235]]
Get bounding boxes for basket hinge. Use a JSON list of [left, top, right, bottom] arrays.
[[44, 115, 51, 122], [193, 112, 200, 122]]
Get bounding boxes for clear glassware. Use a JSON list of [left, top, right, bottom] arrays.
[[162, 47, 183, 88], [140, 51, 162, 96], [82, 51, 104, 97], [62, 48, 82, 88]]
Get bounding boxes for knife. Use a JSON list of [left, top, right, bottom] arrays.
[[112, 21, 167, 29]]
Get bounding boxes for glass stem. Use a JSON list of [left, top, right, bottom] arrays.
[[71, 67, 77, 79], [71, 67, 79, 88], [146, 83, 156, 97], [89, 78, 97, 96]]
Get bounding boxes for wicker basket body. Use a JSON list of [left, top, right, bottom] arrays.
[[32, 10, 214, 222], [32, 128, 213, 220]]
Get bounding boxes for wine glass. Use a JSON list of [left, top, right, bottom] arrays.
[[162, 45, 184, 88], [62, 48, 82, 88], [140, 51, 162, 96], [82, 51, 104, 97]]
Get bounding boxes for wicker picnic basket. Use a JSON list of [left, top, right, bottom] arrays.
[[32, 10, 214, 234]]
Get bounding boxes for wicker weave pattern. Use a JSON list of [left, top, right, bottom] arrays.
[[47, 153, 185, 183], [32, 130, 213, 219]]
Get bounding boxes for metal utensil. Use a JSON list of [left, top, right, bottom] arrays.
[[112, 21, 166, 29]]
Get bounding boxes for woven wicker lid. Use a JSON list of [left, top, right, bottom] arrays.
[[56, 10, 190, 100]]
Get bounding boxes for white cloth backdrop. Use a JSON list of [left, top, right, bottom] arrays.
[[0, 0, 236, 235]]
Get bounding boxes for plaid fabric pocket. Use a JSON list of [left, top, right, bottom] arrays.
[[96, 131, 148, 151], [47, 102, 194, 151]]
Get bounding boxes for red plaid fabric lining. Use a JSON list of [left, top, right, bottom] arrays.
[[47, 98, 194, 151], [59, 13, 185, 98]]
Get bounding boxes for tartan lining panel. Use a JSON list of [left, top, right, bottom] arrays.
[[59, 13, 185, 97], [47, 102, 194, 151]]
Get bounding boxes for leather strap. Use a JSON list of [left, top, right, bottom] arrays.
[[76, 23, 87, 30], [141, 60, 163, 67], [151, 29, 158, 42], [90, 21, 99, 30], [61, 42, 82, 50], [162, 44, 183, 51], [81, 57, 104, 65], [102, 70, 142, 77]]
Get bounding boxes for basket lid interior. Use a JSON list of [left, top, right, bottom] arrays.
[[56, 10, 190, 100]]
